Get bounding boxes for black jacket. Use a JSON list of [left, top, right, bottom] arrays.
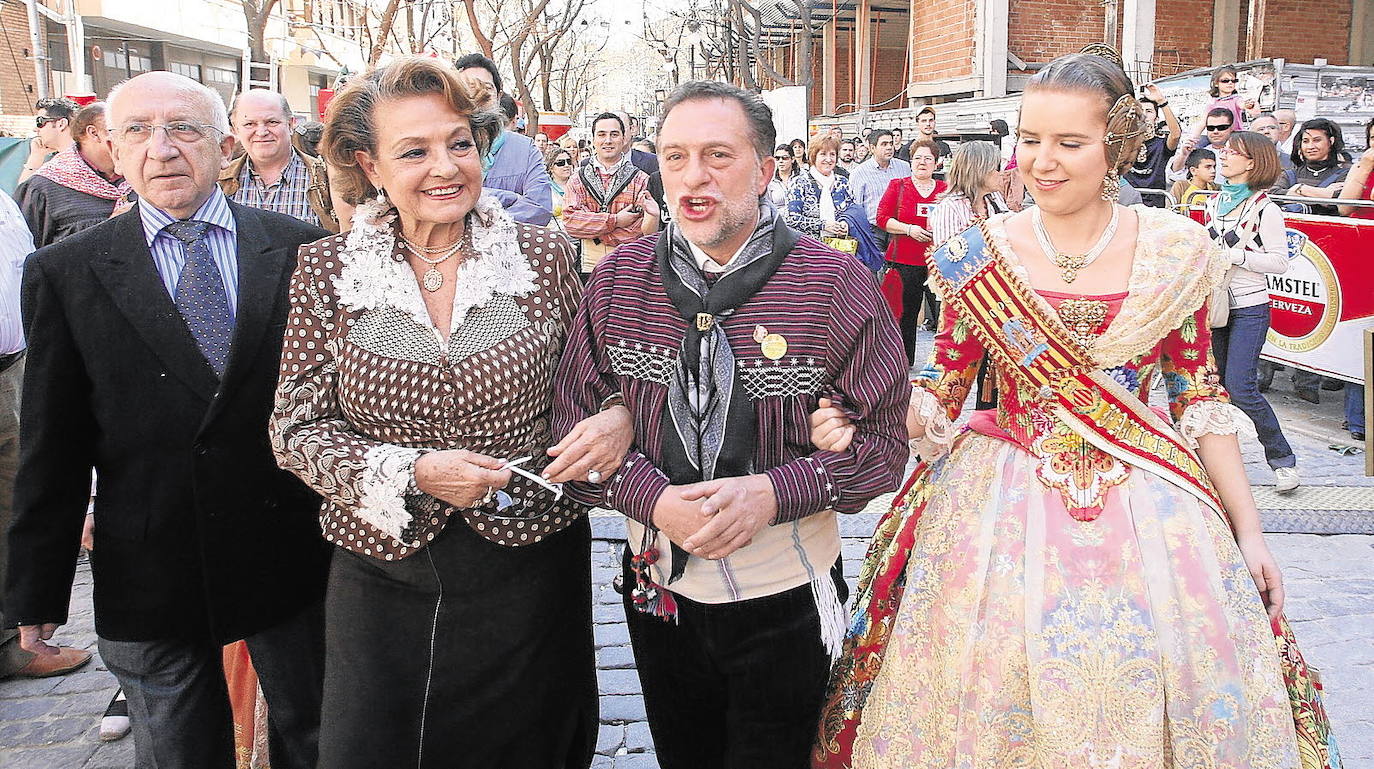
[[4, 202, 330, 643]]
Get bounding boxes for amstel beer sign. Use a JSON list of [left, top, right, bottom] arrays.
[[1261, 216, 1374, 384]]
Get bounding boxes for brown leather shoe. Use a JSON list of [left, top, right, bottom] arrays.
[[9, 646, 93, 678]]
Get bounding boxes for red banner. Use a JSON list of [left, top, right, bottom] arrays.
[[1188, 209, 1372, 384], [1262, 214, 1372, 383]]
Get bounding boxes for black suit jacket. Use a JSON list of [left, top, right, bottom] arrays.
[[4, 201, 331, 643]]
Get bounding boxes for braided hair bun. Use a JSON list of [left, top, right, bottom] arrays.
[[1025, 52, 1147, 176]]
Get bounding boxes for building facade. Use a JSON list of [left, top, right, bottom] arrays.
[[749, 0, 1373, 121]]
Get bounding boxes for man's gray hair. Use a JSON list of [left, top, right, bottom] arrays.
[[660, 81, 775, 160], [230, 90, 293, 123], [107, 74, 231, 135]]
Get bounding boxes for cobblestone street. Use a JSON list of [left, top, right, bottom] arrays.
[[4, 362, 1372, 768]]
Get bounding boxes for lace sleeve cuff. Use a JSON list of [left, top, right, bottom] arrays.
[[1177, 401, 1256, 448], [908, 386, 956, 460], [357, 444, 425, 545]]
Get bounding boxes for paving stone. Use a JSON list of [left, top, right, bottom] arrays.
[[590, 755, 615, 769], [594, 623, 630, 648], [0, 714, 92, 747], [624, 721, 655, 752], [1, 743, 98, 769], [600, 694, 647, 723], [614, 752, 660, 769], [0, 676, 62, 699], [593, 603, 625, 624], [597, 644, 637, 669], [597, 668, 643, 695], [595, 723, 625, 755], [49, 669, 118, 696]]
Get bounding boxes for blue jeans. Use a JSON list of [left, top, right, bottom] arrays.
[[1346, 383, 1366, 434], [1211, 304, 1297, 469]]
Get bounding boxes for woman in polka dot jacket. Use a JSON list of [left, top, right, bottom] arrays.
[[269, 57, 633, 768]]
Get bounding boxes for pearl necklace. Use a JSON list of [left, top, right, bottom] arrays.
[[1031, 205, 1120, 283], [400, 228, 471, 292]]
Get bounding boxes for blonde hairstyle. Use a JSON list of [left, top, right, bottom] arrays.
[[321, 56, 502, 205], [942, 141, 1000, 201], [807, 134, 840, 165]]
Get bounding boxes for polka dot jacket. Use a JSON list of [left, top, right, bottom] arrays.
[[270, 195, 586, 560]]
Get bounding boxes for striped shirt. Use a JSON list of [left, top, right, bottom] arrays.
[[552, 232, 909, 600], [231, 150, 320, 227], [0, 189, 34, 354], [848, 156, 912, 225], [138, 190, 240, 319]]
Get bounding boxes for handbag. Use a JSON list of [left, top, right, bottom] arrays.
[[1209, 281, 1231, 328], [822, 236, 858, 254]]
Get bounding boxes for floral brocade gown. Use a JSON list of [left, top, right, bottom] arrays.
[[815, 209, 1306, 769]]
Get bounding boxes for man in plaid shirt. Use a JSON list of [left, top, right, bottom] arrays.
[[218, 90, 338, 232]]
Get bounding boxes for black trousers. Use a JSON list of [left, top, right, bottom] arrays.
[[885, 262, 939, 365], [98, 600, 325, 769], [320, 516, 596, 769], [622, 550, 847, 769]]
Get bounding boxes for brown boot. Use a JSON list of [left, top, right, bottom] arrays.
[[8, 646, 93, 678]]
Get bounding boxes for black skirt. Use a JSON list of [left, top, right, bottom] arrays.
[[318, 515, 596, 769]]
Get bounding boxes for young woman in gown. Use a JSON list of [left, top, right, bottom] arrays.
[[809, 51, 1339, 769]]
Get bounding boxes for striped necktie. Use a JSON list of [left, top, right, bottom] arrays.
[[163, 220, 233, 378]]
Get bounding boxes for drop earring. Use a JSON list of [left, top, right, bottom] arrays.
[[1101, 171, 1121, 202]]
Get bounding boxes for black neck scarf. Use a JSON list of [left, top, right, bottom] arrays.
[[653, 205, 799, 582]]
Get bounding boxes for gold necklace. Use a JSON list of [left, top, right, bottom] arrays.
[[401, 228, 471, 292], [1031, 206, 1120, 283]]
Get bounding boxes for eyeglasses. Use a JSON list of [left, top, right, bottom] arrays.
[[551, 158, 571, 167], [1217, 78, 1237, 84], [773, 155, 791, 160], [1220, 147, 1250, 157], [35, 115, 61, 128], [117, 121, 224, 144], [1205, 124, 1232, 132]]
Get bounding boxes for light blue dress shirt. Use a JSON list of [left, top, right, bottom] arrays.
[[138, 189, 240, 319]]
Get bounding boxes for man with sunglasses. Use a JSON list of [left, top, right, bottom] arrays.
[[17, 98, 80, 186], [1170, 107, 1236, 183], [6, 71, 330, 769], [15, 101, 132, 249]]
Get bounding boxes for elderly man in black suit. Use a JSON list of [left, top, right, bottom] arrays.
[[4, 71, 330, 769]]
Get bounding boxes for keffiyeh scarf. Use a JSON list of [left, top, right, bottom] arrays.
[[34, 145, 130, 201]]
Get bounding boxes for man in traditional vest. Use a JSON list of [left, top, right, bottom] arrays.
[[552, 81, 908, 769], [561, 112, 658, 274]]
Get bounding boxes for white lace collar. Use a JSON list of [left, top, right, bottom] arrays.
[[332, 193, 537, 337]]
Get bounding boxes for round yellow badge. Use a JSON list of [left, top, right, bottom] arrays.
[[760, 334, 787, 360]]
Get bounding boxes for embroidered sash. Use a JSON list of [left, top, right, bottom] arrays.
[[814, 222, 1340, 769], [927, 223, 1225, 517]]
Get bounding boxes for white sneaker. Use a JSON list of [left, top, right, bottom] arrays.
[[100, 689, 130, 742], [1274, 466, 1300, 493]]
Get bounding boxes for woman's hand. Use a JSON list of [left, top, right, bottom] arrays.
[[1237, 532, 1285, 620], [544, 405, 633, 483], [821, 220, 844, 237], [414, 449, 511, 508], [809, 397, 855, 453], [909, 224, 932, 243], [1359, 148, 1374, 172]]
